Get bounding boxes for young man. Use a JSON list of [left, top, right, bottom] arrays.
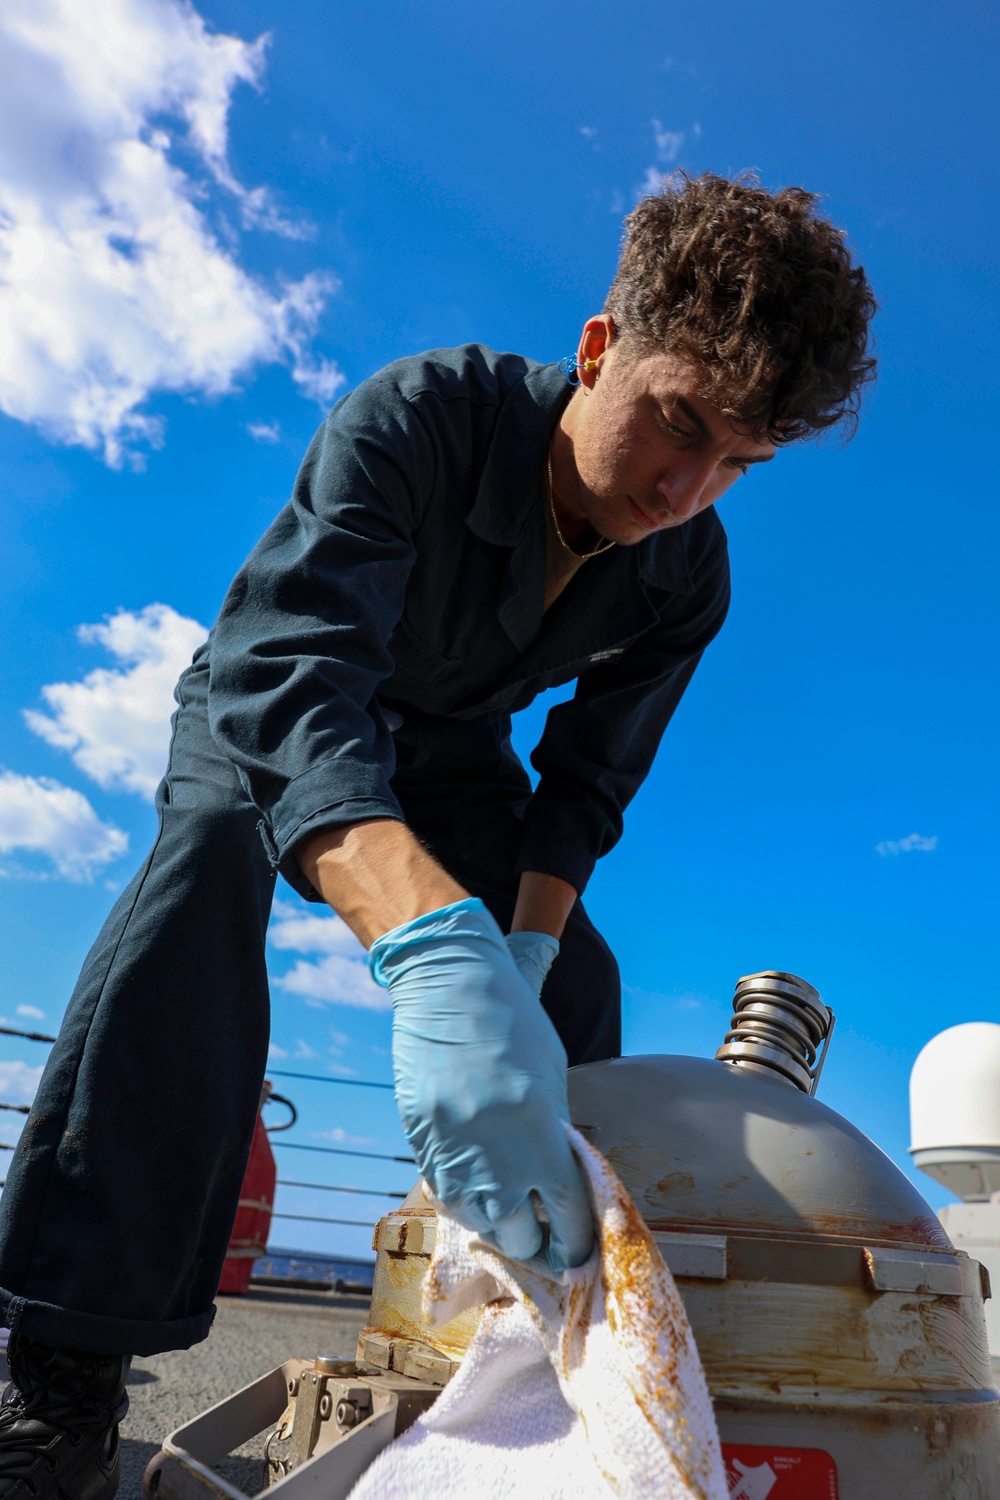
[[0, 173, 875, 1499]]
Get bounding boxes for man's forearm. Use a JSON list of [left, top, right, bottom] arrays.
[[298, 821, 577, 950], [511, 870, 578, 941], [297, 819, 468, 948]]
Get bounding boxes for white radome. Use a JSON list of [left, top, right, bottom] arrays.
[[910, 1022, 1000, 1201]]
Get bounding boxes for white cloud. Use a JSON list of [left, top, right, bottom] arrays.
[[638, 165, 669, 199], [268, 898, 388, 1010], [651, 119, 685, 163], [25, 603, 207, 800], [312, 1126, 377, 1147], [15, 1005, 46, 1020], [0, 0, 344, 466], [275, 953, 389, 1011], [0, 1060, 45, 1106], [623, 982, 716, 1013], [269, 900, 366, 958], [636, 120, 702, 203], [0, 769, 128, 881], [293, 1038, 320, 1061], [247, 420, 281, 443], [267, 1042, 289, 1060], [876, 833, 938, 856]]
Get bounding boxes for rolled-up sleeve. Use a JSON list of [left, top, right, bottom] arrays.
[[208, 380, 435, 894], [515, 536, 731, 894]]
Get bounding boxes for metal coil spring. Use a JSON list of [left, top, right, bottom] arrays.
[[715, 971, 834, 1095]]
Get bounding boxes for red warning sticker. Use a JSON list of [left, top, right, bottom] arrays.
[[722, 1444, 839, 1499]]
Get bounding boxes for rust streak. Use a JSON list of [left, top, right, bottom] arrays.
[[595, 1177, 719, 1500]]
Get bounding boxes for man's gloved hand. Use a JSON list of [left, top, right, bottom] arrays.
[[369, 898, 592, 1270], [504, 929, 559, 998]]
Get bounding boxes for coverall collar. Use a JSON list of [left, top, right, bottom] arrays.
[[465, 360, 696, 606]]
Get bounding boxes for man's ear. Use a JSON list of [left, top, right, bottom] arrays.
[[575, 314, 616, 389]]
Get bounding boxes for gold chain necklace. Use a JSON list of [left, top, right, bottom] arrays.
[[545, 455, 615, 560]]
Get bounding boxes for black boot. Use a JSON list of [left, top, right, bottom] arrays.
[[0, 1334, 129, 1500]]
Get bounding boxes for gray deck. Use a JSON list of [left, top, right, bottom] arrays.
[[118, 1286, 370, 1498]]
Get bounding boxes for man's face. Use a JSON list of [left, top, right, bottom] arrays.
[[560, 333, 777, 546]]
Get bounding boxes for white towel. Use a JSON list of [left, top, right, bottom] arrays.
[[347, 1126, 727, 1500]]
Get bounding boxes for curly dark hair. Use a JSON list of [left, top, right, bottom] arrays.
[[604, 172, 877, 443]]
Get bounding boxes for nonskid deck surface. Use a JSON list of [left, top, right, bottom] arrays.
[[1, 1287, 371, 1500]]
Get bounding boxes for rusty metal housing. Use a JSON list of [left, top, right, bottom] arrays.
[[145, 974, 1000, 1499], [363, 986, 1000, 1498]]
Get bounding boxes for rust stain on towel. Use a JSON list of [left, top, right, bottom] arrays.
[[596, 1167, 721, 1500]]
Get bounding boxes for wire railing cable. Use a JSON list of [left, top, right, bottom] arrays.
[[277, 1179, 405, 1199], [0, 1026, 56, 1045], [267, 1069, 394, 1091], [272, 1140, 413, 1165], [271, 1211, 376, 1228], [0, 1039, 412, 1241], [0, 1038, 391, 1088]]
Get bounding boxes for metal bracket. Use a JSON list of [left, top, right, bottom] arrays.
[[863, 1246, 964, 1296], [653, 1233, 728, 1280], [143, 1357, 440, 1500], [809, 1009, 836, 1096]]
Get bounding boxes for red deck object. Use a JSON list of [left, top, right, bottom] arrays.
[[218, 1084, 278, 1295]]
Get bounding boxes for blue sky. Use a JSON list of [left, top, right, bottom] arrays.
[[0, 0, 997, 1263]]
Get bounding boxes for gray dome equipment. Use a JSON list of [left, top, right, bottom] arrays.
[[143, 972, 1000, 1500]]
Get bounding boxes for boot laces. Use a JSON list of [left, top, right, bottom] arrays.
[[0, 1344, 124, 1487]]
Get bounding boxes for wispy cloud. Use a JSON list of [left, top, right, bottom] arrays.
[[15, 1005, 46, 1021], [247, 420, 281, 443], [25, 604, 207, 800], [269, 901, 364, 957], [876, 832, 938, 856], [312, 1125, 377, 1147], [623, 982, 715, 1014], [0, 769, 128, 881], [638, 165, 670, 198], [651, 118, 686, 163], [0, 1063, 40, 1154], [636, 119, 701, 201], [268, 899, 388, 1011], [275, 954, 389, 1011], [0, 1060, 45, 1106], [0, 0, 344, 466]]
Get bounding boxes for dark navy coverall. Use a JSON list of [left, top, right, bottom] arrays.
[[0, 346, 730, 1357]]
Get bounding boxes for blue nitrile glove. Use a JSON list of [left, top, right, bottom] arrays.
[[505, 930, 560, 998], [369, 898, 592, 1270]]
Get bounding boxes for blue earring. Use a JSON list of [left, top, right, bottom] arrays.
[[558, 354, 597, 387]]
